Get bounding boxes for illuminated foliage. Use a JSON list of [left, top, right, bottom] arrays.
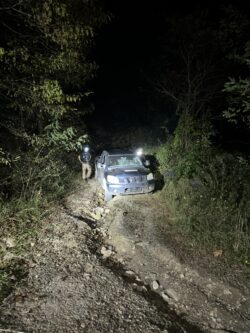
[[0, 0, 108, 139], [223, 42, 250, 128], [0, 0, 108, 197]]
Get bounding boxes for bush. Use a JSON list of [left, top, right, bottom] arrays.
[[0, 122, 80, 303], [156, 114, 250, 261], [157, 114, 214, 178]]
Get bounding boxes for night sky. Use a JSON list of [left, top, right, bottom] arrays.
[[86, 0, 249, 150], [92, 1, 224, 123], [92, 1, 177, 127]]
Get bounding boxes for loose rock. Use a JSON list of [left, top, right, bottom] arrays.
[[100, 246, 113, 258], [3, 237, 15, 248], [161, 292, 170, 302], [166, 288, 180, 301], [124, 270, 136, 279], [84, 263, 93, 274], [150, 280, 160, 291]]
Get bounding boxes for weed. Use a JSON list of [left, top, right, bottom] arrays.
[[154, 114, 250, 262], [0, 259, 27, 303], [0, 163, 77, 304]]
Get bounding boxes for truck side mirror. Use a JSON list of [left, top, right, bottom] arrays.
[[145, 160, 150, 167]]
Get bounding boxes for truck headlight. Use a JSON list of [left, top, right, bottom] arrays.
[[136, 148, 143, 156], [147, 173, 154, 181], [107, 175, 120, 184]]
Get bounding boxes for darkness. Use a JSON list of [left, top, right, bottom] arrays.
[[0, 0, 249, 153], [91, 2, 217, 120], [88, 0, 250, 151], [91, 1, 178, 128]]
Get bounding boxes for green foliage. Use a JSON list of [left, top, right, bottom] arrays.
[[142, 4, 250, 263], [0, 148, 11, 166], [156, 115, 250, 261], [0, 1, 109, 301], [219, 6, 250, 129], [0, 258, 27, 303], [0, 194, 55, 303], [157, 114, 214, 178], [161, 173, 250, 260], [223, 42, 250, 128], [0, 0, 109, 153], [0, 47, 4, 58], [0, 0, 108, 194], [0, 142, 77, 302], [8, 120, 84, 201], [37, 121, 87, 152]]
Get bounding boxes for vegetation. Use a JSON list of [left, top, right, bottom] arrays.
[[150, 6, 250, 263], [0, 0, 250, 304], [0, 0, 108, 301], [155, 122, 250, 261]]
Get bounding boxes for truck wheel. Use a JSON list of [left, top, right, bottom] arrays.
[[105, 188, 113, 201]]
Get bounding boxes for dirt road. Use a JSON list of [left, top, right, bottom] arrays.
[[0, 178, 249, 332]]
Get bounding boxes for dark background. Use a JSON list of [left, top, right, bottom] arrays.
[[86, 0, 250, 151], [92, 1, 222, 122]]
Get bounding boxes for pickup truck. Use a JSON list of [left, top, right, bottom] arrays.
[[95, 149, 155, 201]]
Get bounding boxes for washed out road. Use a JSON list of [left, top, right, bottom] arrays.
[[0, 178, 249, 333]]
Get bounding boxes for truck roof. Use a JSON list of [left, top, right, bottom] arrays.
[[106, 149, 134, 156]]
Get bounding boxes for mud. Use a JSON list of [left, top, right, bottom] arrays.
[[0, 178, 249, 333]]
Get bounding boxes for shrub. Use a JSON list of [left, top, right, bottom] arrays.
[[156, 114, 250, 261]]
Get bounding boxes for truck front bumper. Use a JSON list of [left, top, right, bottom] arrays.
[[107, 180, 155, 196]]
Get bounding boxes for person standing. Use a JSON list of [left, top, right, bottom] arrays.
[[78, 145, 92, 180]]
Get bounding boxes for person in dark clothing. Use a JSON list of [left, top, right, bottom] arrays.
[[78, 145, 92, 180]]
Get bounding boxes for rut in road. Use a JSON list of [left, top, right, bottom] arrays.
[[63, 205, 205, 333]]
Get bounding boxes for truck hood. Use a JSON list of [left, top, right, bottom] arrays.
[[107, 167, 150, 176]]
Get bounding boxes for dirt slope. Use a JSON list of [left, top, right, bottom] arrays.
[[0, 178, 249, 333], [103, 195, 250, 333]]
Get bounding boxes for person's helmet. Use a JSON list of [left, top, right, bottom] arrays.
[[136, 148, 143, 156], [83, 145, 90, 153]]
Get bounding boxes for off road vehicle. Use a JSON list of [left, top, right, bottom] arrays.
[[95, 149, 155, 201]]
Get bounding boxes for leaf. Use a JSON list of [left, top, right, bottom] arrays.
[[213, 249, 223, 257]]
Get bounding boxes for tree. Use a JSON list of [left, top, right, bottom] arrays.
[[220, 6, 250, 129], [223, 43, 250, 128], [0, 0, 109, 196], [151, 11, 223, 119]]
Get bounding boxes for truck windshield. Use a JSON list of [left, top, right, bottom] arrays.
[[108, 155, 143, 167]]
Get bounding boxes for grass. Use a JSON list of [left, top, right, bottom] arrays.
[[0, 259, 28, 302], [159, 176, 250, 264], [152, 121, 250, 265], [0, 168, 77, 304], [0, 197, 47, 303]]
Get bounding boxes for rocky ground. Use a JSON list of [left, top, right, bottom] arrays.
[[0, 178, 249, 333]]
